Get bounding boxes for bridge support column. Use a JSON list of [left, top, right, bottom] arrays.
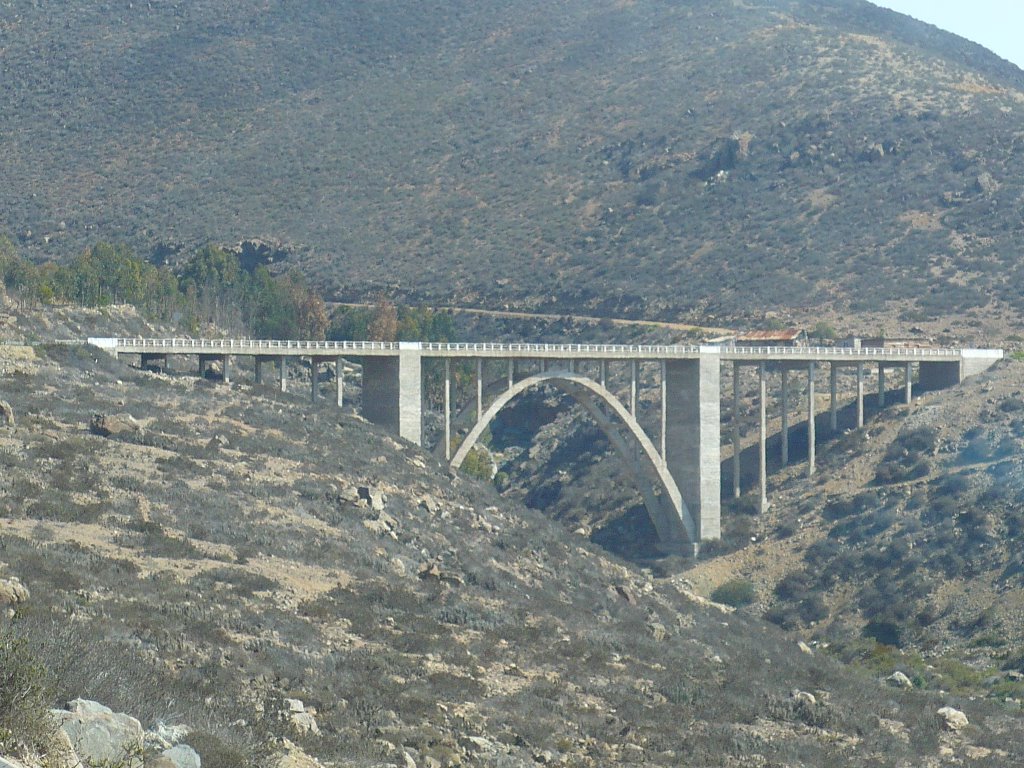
[[223, 355, 231, 384], [660, 361, 667, 459], [665, 350, 721, 540], [476, 359, 483, 421], [905, 362, 913, 405], [255, 357, 264, 385], [507, 359, 514, 391], [310, 358, 319, 403], [630, 361, 638, 416], [279, 355, 288, 393], [878, 364, 885, 407], [732, 362, 741, 499], [363, 346, 423, 445], [807, 362, 816, 477], [830, 364, 838, 432], [342, 360, 350, 409], [780, 368, 789, 466], [444, 359, 451, 461], [856, 363, 864, 428], [758, 363, 768, 513], [600, 360, 607, 389]]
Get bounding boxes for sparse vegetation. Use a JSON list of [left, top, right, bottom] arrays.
[[0, 622, 57, 764], [2, 2, 1024, 322], [711, 579, 757, 607], [3, 304, 1023, 765]]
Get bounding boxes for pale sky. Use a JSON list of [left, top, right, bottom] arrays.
[[871, 1, 1024, 70]]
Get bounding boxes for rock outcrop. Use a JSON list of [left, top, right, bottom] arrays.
[[0, 400, 14, 428], [937, 706, 969, 731], [89, 413, 144, 438], [52, 699, 145, 768]]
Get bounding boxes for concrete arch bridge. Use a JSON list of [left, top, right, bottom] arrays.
[[90, 338, 1002, 554]]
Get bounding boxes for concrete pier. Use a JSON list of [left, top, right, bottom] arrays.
[[780, 368, 789, 466], [758, 363, 767, 513], [362, 345, 422, 445], [856, 362, 864, 428], [476, 359, 483, 421], [444, 359, 452, 461], [807, 362, 815, 477], [630, 361, 638, 416], [336, 358, 344, 407], [732, 361, 741, 499], [830, 364, 838, 432], [664, 350, 721, 540]]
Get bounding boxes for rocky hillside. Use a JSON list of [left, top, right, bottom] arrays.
[[2, 304, 1024, 766], [677, 354, 1024, 699], [4, 0, 1024, 324]]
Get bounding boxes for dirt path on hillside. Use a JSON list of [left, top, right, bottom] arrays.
[[332, 302, 734, 336]]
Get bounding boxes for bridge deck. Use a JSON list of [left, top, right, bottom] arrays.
[[88, 337, 1001, 365]]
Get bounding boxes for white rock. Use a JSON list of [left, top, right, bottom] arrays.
[[289, 711, 320, 736], [792, 690, 816, 706], [886, 671, 913, 689], [54, 699, 144, 768], [937, 706, 969, 731], [162, 744, 201, 768]]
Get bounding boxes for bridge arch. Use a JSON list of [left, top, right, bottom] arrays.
[[450, 371, 697, 547]]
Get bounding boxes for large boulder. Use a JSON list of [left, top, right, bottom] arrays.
[[937, 706, 969, 731], [0, 400, 14, 428], [269, 738, 323, 768], [0, 577, 29, 608], [885, 671, 913, 689], [161, 744, 201, 768], [89, 413, 144, 439], [282, 699, 320, 737], [53, 699, 144, 768]]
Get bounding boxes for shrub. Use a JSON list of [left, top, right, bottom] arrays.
[[864, 619, 903, 647], [710, 579, 757, 607], [0, 623, 57, 762], [460, 447, 493, 481], [798, 595, 829, 623]]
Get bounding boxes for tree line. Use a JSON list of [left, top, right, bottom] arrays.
[[0, 236, 331, 339], [0, 235, 464, 346]]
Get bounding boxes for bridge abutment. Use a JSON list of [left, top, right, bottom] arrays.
[[918, 360, 961, 391], [664, 350, 721, 541]]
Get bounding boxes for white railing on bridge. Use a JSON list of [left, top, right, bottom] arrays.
[[90, 338, 999, 362], [419, 341, 702, 355], [102, 338, 404, 352], [726, 346, 965, 358]]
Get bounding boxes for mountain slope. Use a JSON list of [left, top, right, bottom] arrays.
[[3, 0, 1024, 322], [2, 303, 1024, 765]]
